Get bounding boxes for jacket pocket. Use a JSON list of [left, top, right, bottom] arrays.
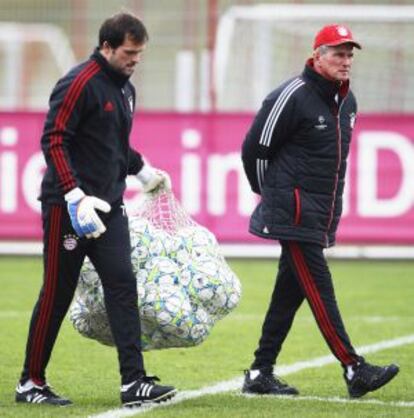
[[293, 187, 301, 225]]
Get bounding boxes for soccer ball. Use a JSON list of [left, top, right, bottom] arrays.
[[170, 226, 219, 264], [168, 235, 192, 266], [78, 258, 106, 311], [69, 295, 114, 346], [180, 258, 221, 313], [129, 218, 172, 269], [219, 264, 242, 312], [180, 257, 241, 319], [129, 218, 154, 270], [143, 256, 180, 286], [139, 283, 201, 349]]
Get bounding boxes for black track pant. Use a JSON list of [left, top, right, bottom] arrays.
[[251, 240, 361, 371], [20, 203, 144, 386]]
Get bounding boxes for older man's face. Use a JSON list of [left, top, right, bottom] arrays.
[[314, 44, 355, 82]]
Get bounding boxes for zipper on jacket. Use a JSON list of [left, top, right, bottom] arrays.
[[293, 187, 301, 225], [325, 101, 344, 244]]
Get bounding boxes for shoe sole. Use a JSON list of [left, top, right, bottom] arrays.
[[123, 389, 177, 408], [349, 365, 400, 398], [242, 387, 299, 396], [16, 398, 73, 407], [242, 390, 299, 396]]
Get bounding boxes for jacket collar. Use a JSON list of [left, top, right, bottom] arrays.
[[91, 47, 130, 88], [302, 58, 349, 104]]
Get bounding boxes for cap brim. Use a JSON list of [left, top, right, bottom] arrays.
[[326, 39, 362, 49]]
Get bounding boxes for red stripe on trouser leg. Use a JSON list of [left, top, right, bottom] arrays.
[[290, 243, 353, 365], [288, 242, 354, 365], [29, 208, 58, 380], [290, 242, 354, 365], [30, 207, 61, 380], [289, 244, 346, 360], [29, 206, 62, 382], [36, 208, 61, 373], [29, 207, 60, 381]]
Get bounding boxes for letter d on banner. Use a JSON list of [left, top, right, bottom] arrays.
[[357, 131, 414, 217]]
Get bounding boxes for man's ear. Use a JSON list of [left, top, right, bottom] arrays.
[[101, 41, 112, 52]]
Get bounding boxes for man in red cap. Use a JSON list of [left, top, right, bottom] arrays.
[[241, 24, 399, 398]]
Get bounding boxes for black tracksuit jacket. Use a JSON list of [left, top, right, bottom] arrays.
[[40, 48, 144, 205], [242, 60, 357, 247]]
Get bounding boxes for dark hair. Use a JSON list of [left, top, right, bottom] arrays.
[[99, 12, 148, 49]]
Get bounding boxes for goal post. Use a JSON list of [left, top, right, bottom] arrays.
[[213, 4, 414, 112]]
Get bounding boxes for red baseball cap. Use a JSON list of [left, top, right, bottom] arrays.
[[313, 24, 361, 50]]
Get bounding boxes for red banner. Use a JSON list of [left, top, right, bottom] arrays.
[[0, 112, 414, 243]]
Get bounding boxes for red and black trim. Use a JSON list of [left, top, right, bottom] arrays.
[[325, 104, 343, 245], [288, 241, 355, 365], [293, 187, 301, 225], [29, 206, 62, 384], [49, 61, 100, 192], [325, 82, 349, 244]]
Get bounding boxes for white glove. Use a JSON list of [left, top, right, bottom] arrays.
[[65, 187, 111, 239], [136, 165, 171, 193]]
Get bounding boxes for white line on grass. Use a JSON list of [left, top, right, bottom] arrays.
[[229, 314, 414, 323], [89, 334, 414, 418], [237, 393, 414, 408]]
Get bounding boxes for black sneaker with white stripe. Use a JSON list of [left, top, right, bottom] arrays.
[[345, 361, 399, 398], [242, 369, 299, 395], [15, 382, 72, 406], [121, 375, 177, 407]]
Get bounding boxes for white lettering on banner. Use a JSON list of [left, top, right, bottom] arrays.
[[357, 131, 414, 217], [0, 127, 18, 145], [0, 152, 17, 212], [207, 153, 256, 216], [0, 127, 18, 213], [181, 129, 201, 214], [22, 152, 45, 213]]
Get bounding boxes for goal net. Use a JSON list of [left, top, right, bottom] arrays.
[[213, 4, 414, 112]]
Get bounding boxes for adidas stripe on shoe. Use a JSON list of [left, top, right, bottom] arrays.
[[15, 380, 72, 406], [121, 375, 177, 407]]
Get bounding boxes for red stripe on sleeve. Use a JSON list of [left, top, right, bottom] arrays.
[[48, 61, 100, 192]]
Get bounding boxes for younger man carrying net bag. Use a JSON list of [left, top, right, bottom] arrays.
[[16, 12, 176, 408]]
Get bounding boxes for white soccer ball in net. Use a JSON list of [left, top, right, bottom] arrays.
[[180, 256, 241, 320], [169, 226, 219, 264], [69, 258, 113, 346], [138, 256, 213, 349], [129, 218, 173, 270]]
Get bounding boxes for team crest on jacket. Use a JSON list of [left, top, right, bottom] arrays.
[[349, 112, 356, 128], [63, 234, 79, 251], [315, 115, 327, 130]]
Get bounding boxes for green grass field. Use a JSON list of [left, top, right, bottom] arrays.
[[1, 256, 413, 418]]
